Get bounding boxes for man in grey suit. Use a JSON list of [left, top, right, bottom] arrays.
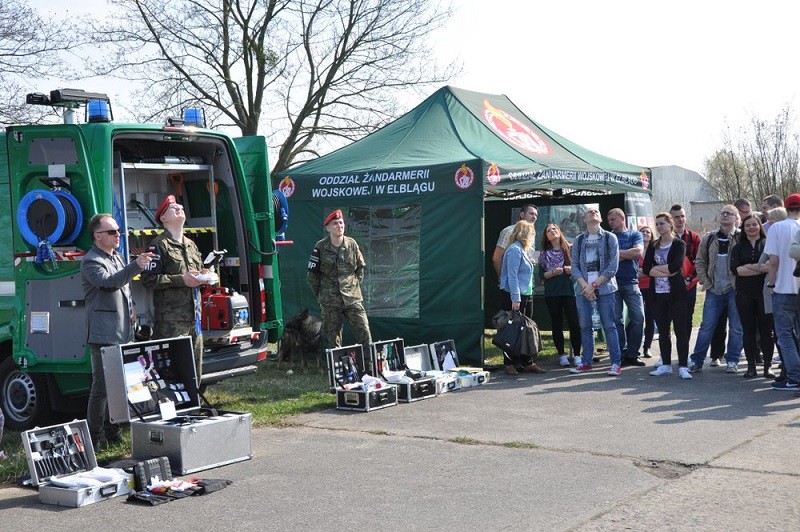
[[81, 214, 152, 448]]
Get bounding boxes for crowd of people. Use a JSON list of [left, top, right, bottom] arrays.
[[495, 196, 800, 395]]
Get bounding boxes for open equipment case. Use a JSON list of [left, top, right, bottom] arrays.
[[429, 339, 490, 388], [102, 336, 252, 474], [372, 338, 436, 403], [404, 344, 460, 394], [22, 419, 133, 507], [327, 344, 398, 412]]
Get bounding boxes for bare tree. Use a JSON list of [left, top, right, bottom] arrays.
[[0, 0, 78, 125], [92, 0, 459, 173], [705, 106, 800, 203]]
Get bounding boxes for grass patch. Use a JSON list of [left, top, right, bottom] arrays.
[[203, 362, 334, 427], [446, 437, 539, 450], [501, 441, 539, 449], [448, 436, 480, 445], [484, 330, 559, 367], [692, 290, 705, 328]]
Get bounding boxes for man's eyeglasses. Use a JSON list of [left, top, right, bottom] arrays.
[[95, 228, 120, 235], [720, 211, 737, 217]]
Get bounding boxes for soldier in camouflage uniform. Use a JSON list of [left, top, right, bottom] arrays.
[[141, 195, 209, 381], [308, 210, 372, 360]]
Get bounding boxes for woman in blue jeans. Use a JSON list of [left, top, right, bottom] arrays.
[[500, 220, 545, 375], [569, 208, 623, 376]]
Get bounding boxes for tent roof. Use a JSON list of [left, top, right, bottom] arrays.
[[283, 86, 651, 195]]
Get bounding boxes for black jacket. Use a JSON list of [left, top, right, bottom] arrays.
[[642, 238, 687, 301]]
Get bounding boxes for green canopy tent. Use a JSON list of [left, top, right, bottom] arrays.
[[274, 86, 652, 365]]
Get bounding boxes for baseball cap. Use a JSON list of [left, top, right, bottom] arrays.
[[785, 193, 800, 210]]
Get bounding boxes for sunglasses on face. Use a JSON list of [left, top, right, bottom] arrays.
[[95, 228, 120, 235]]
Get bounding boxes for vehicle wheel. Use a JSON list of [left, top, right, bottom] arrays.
[[0, 357, 51, 431]]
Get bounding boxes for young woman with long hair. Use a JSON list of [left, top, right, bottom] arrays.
[[637, 225, 655, 358], [500, 220, 546, 375], [643, 213, 691, 379], [731, 214, 773, 378], [538, 223, 581, 367]]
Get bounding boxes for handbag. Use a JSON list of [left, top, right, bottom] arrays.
[[492, 310, 525, 356], [518, 314, 543, 357]]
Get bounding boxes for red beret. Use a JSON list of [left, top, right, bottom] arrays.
[[324, 209, 343, 226], [155, 195, 176, 222]]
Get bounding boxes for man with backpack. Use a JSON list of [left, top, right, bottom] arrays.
[[689, 205, 743, 373]]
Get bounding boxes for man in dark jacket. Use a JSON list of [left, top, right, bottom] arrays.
[[82, 213, 152, 448]]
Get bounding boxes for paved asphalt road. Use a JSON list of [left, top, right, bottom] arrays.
[[2, 330, 799, 530]]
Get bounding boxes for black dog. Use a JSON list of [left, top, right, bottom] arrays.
[[277, 309, 323, 372]]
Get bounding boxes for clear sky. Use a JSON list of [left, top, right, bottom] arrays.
[[431, 0, 800, 174], [29, 0, 800, 175]]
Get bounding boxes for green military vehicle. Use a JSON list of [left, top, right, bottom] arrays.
[[0, 89, 284, 430]]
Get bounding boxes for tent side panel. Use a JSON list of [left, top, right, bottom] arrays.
[[278, 164, 485, 365]]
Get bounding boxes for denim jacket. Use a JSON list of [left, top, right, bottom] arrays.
[[570, 228, 619, 296], [500, 241, 534, 302]]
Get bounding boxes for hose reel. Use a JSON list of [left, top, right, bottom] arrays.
[[17, 180, 84, 265]]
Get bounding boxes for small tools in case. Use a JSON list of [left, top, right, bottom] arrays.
[[404, 344, 460, 394], [430, 339, 490, 388], [372, 338, 436, 403], [327, 343, 398, 412], [22, 419, 133, 507], [102, 336, 252, 474]]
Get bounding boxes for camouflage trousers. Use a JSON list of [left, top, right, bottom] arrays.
[[154, 322, 204, 384], [321, 303, 372, 371]]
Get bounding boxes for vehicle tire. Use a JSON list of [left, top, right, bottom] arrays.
[[0, 357, 51, 431]]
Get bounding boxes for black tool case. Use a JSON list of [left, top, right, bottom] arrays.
[[22, 419, 133, 507], [372, 338, 436, 403], [102, 336, 252, 475], [327, 343, 398, 412]]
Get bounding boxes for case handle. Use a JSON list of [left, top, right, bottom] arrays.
[[100, 484, 118, 497]]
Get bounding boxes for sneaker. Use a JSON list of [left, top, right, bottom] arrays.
[[771, 379, 800, 391], [679, 367, 693, 379], [725, 362, 739, 374], [607, 364, 622, 376], [709, 358, 722, 367], [689, 363, 703, 373], [654, 357, 663, 368], [649, 365, 673, 376], [570, 356, 580, 367], [570, 364, 593, 374], [642, 348, 652, 359], [622, 358, 646, 367], [559, 355, 571, 367]]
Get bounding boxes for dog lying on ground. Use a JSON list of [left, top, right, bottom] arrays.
[[277, 309, 323, 372]]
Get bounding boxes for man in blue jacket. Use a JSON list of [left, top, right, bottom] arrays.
[[570, 208, 624, 376]]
